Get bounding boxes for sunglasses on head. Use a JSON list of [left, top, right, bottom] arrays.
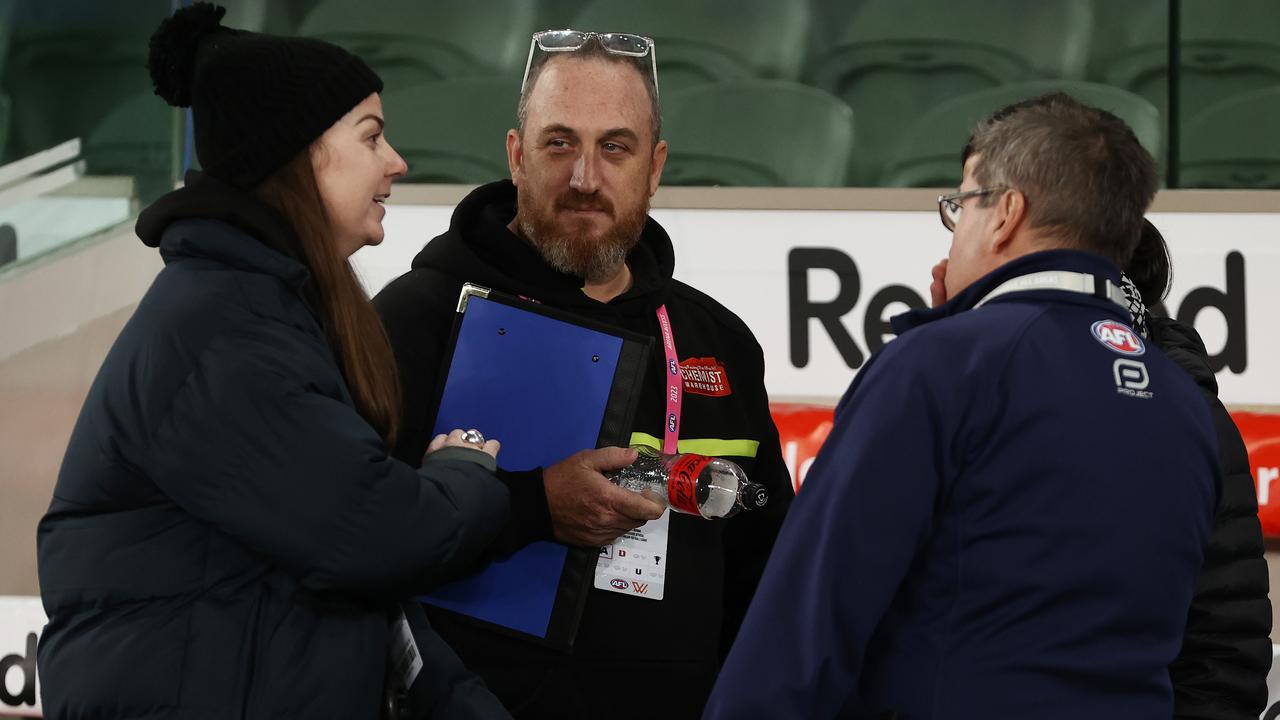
[[521, 29, 658, 97]]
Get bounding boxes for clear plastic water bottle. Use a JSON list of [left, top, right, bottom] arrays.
[[607, 445, 769, 519]]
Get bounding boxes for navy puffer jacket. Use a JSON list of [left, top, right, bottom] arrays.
[[37, 173, 511, 719]]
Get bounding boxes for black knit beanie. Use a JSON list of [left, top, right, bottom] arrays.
[[146, 3, 382, 189]]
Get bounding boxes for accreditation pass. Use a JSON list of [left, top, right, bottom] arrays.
[[594, 509, 670, 600]]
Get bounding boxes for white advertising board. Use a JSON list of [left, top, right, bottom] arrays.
[[0, 596, 44, 717], [355, 206, 1279, 406]]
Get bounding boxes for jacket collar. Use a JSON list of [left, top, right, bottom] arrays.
[[136, 170, 310, 290], [892, 249, 1125, 335]]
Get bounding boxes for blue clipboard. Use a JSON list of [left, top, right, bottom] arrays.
[[418, 283, 651, 649]]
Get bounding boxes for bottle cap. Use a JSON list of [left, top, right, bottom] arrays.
[[742, 482, 769, 510]]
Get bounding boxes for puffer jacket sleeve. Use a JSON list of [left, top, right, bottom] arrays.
[[1154, 317, 1272, 719], [1171, 395, 1272, 719], [142, 329, 511, 597]]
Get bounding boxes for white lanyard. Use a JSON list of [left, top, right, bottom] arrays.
[[975, 270, 1131, 317]]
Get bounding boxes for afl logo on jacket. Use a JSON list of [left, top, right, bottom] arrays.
[[1091, 320, 1145, 356]]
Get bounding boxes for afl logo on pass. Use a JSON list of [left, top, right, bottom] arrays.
[[1091, 320, 1145, 356], [610, 579, 629, 590]]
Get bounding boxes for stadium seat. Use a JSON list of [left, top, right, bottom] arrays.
[[1, 2, 162, 161], [1180, 86, 1280, 188], [807, 0, 1092, 185], [1099, 0, 1280, 122], [661, 80, 854, 187], [298, 0, 538, 87], [381, 79, 520, 184], [806, 0, 869, 63], [883, 81, 1162, 188], [0, 92, 10, 162], [219, 0, 316, 34], [1083, 0, 1162, 81], [534, 0, 589, 30], [0, 0, 15, 82], [571, 0, 813, 96], [85, 91, 178, 202]]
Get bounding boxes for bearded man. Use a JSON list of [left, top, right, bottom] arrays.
[[373, 30, 793, 719]]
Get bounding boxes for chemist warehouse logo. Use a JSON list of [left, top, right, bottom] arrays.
[[680, 357, 733, 397]]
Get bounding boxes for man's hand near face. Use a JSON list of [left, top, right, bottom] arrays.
[[930, 258, 949, 308]]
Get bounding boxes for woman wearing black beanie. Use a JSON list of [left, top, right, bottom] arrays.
[[35, 4, 512, 718]]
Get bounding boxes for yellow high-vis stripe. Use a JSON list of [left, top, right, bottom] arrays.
[[627, 432, 759, 458]]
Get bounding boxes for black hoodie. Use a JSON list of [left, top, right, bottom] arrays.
[[374, 180, 794, 718]]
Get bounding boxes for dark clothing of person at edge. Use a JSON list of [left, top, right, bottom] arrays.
[[1152, 315, 1272, 720], [706, 250, 1219, 719], [374, 179, 795, 718], [36, 172, 512, 719]]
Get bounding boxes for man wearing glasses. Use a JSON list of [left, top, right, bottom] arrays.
[[706, 93, 1221, 719], [374, 30, 793, 717]]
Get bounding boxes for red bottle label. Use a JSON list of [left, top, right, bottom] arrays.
[[667, 454, 713, 516]]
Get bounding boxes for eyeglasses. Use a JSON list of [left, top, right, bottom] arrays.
[[520, 29, 659, 98], [937, 187, 1004, 231]]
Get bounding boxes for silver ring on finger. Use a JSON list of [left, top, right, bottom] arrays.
[[462, 429, 486, 446]]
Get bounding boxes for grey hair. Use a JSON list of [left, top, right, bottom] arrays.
[[962, 92, 1158, 268], [516, 37, 662, 145]]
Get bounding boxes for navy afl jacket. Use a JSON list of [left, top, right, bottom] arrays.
[[706, 250, 1219, 719]]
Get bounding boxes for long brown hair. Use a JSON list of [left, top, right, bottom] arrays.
[[255, 148, 401, 446]]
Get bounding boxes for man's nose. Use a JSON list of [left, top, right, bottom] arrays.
[[569, 149, 600, 193]]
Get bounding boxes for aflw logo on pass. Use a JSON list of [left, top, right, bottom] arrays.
[[1091, 320, 1145, 356], [680, 357, 732, 397]]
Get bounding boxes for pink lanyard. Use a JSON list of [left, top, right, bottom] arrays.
[[656, 304, 681, 454]]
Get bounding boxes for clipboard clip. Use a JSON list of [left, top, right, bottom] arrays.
[[456, 283, 492, 313]]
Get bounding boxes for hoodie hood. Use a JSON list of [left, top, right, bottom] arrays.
[[410, 180, 675, 317], [135, 169, 312, 294]]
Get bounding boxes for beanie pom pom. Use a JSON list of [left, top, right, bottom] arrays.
[[148, 2, 227, 107]]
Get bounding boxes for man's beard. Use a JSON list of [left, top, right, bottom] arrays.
[[518, 188, 648, 283]]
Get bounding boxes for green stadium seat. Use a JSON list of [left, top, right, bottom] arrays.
[[0, 92, 10, 162], [571, 0, 813, 96], [1084, 0, 1163, 81], [883, 81, 1162, 188], [807, 0, 1092, 185], [381, 79, 520, 184], [220, 0, 317, 34], [661, 80, 854, 187], [534, 0, 589, 30], [805, 0, 870, 74], [86, 91, 179, 202], [1099, 0, 1280, 123], [298, 0, 538, 87], [2, 2, 163, 161], [1180, 86, 1280, 188], [0, 0, 15, 81]]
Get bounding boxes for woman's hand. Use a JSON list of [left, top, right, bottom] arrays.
[[426, 428, 500, 459]]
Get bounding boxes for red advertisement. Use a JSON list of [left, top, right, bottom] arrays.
[[770, 403, 1280, 538]]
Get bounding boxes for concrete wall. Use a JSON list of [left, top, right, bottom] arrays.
[[0, 221, 161, 596]]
